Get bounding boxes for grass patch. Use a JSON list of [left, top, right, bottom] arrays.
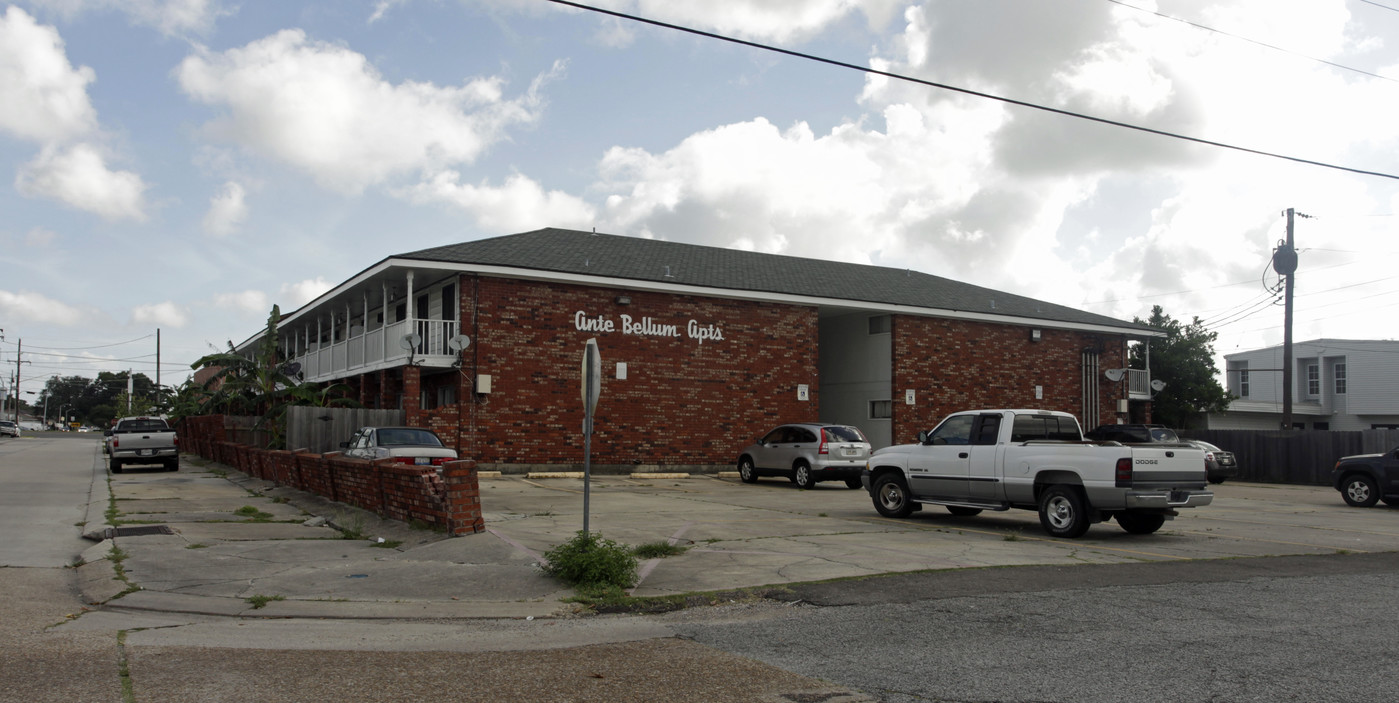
[[271, 496, 288, 504], [336, 512, 369, 540], [1003, 532, 1023, 541], [185, 543, 209, 549], [632, 541, 687, 559], [117, 630, 135, 703], [371, 539, 403, 549], [245, 594, 285, 610], [234, 505, 274, 521], [543, 531, 638, 591]]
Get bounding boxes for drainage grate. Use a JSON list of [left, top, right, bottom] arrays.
[[111, 525, 175, 537]]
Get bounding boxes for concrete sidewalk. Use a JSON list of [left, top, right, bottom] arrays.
[[77, 456, 574, 621]]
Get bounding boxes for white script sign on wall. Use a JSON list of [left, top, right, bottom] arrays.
[[574, 311, 725, 344]]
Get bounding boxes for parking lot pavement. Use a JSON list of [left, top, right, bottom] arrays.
[[479, 472, 1399, 597], [84, 457, 1399, 618]]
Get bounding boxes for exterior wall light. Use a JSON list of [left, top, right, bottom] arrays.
[[615, 295, 632, 305], [1030, 328, 1042, 342]]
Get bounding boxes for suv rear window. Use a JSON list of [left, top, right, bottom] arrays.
[[821, 425, 867, 442]]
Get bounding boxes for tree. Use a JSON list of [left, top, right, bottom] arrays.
[[1130, 305, 1233, 429], [187, 305, 361, 448]]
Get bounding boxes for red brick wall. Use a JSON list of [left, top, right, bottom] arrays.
[[892, 317, 1128, 444], [452, 275, 818, 466]]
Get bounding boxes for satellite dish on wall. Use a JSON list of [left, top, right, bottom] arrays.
[[1103, 368, 1125, 383], [1150, 380, 1167, 392], [399, 333, 422, 350], [447, 335, 470, 353], [281, 362, 302, 376]]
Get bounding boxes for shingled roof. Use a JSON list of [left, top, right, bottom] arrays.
[[398, 227, 1148, 333]]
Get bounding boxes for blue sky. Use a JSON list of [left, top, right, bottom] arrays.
[[2, 0, 1398, 400]]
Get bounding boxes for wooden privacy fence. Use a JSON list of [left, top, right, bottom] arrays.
[[177, 414, 483, 536], [287, 406, 405, 454], [1185, 429, 1399, 486]]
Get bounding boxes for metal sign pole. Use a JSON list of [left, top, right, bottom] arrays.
[[580, 339, 601, 535]]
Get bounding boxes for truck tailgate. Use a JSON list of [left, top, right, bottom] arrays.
[[1127, 445, 1207, 488]]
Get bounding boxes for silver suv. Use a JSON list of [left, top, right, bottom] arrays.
[[737, 423, 871, 489], [0, 420, 19, 438]]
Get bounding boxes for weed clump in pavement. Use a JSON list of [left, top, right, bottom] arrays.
[[543, 530, 638, 593]]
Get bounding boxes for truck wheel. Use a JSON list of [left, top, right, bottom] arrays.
[[872, 474, 914, 518], [946, 506, 982, 517], [1208, 476, 1226, 485], [1038, 485, 1091, 538], [165, 459, 179, 472], [1116, 512, 1166, 534], [845, 479, 862, 489], [1341, 474, 1379, 507], [109, 459, 123, 474], [737, 457, 758, 483], [792, 461, 815, 489]]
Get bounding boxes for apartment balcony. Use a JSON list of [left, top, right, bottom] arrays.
[[1127, 369, 1153, 400], [291, 318, 461, 384]]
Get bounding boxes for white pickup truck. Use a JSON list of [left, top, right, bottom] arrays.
[[108, 416, 179, 473], [862, 409, 1213, 537]]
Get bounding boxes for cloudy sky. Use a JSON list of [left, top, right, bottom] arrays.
[[1, 0, 1397, 399]]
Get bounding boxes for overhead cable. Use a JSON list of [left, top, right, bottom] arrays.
[[545, 0, 1399, 181]]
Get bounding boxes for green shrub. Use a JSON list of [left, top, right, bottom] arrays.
[[543, 531, 638, 590]]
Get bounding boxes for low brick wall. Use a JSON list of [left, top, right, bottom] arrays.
[[178, 416, 483, 536]]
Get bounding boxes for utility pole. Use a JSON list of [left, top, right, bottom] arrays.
[[1274, 209, 1307, 431], [12, 340, 20, 423]]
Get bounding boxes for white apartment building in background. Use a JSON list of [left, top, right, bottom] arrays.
[[1208, 339, 1399, 431]]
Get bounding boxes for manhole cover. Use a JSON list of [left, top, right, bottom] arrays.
[[112, 525, 175, 537]]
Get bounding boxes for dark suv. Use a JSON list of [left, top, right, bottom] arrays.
[[1086, 424, 1237, 484], [1331, 447, 1399, 508], [1085, 423, 1179, 443]]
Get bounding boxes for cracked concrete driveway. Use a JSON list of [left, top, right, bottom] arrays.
[[478, 471, 1398, 597]]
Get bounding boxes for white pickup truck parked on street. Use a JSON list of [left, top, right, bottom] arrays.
[[108, 416, 179, 473], [862, 409, 1213, 537]]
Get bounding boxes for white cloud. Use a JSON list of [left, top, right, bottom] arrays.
[[22, 0, 230, 37], [15, 142, 148, 221], [0, 289, 86, 325], [176, 30, 563, 194], [202, 180, 247, 236], [399, 171, 595, 232], [368, 0, 410, 24], [213, 289, 269, 315], [280, 278, 334, 309], [0, 6, 97, 143], [132, 301, 189, 328]]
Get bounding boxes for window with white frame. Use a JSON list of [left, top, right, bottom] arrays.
[[1335, 362, 1347, 395], [1239, 369, 1249, 398], [1306, 364, 1320, 396]]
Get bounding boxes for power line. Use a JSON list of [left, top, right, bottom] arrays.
[[1107, 0, 1399, 84], [0, 334, 155, 351], [1356, 0, 1399, 13], [546, 0, 1399, 181]]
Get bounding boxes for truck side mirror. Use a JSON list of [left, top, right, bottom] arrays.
[[339, 441, 350, 448], [917, 430, 930, 444]]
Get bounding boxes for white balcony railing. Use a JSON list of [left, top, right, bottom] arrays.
[[1127, 369, 1152, 399], [290, 318, 460, 384]]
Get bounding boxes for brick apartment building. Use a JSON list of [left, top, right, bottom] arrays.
[[235, 228, 1160, 470]]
